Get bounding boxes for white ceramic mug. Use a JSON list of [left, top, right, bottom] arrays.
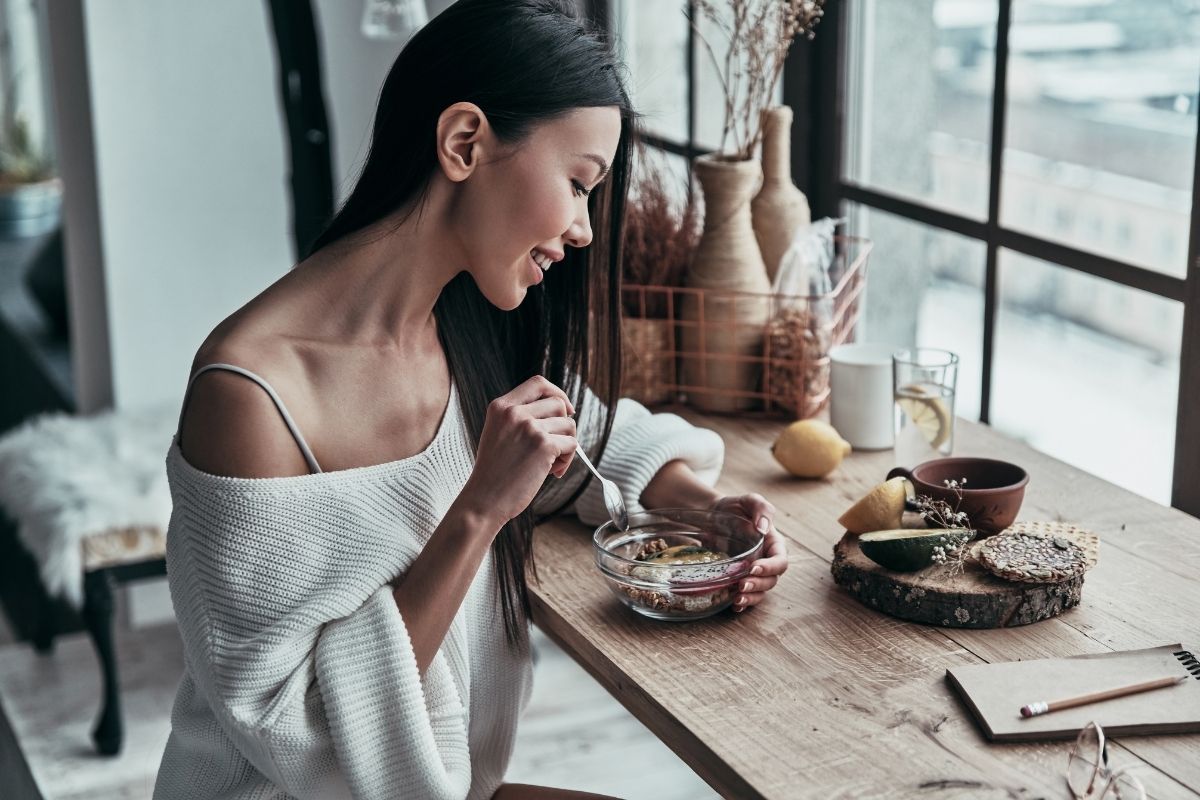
[[830, 343, 898, 450]]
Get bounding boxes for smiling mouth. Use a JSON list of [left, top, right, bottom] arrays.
[[530, 249, 553, 272]]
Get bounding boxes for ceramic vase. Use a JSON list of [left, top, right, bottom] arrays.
[[680, 154, 772, 412], [751, 106, 812, 283]]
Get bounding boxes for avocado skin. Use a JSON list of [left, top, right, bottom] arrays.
[[859, 528, 974, 572]]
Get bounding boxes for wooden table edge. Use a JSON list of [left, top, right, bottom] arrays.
[[528, 588, 767, 800]]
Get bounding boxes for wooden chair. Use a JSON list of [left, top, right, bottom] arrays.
[[0, 407, 174, 757], [78, 527, 167, 755]]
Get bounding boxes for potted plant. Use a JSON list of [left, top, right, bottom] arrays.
[[621, 152, 700, 405], [679, 0, 825, 412], [0, 74, 60, 238]]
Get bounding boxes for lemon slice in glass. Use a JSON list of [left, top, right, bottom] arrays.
[[896, 383, 952, 450]]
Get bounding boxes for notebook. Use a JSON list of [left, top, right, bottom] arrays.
[[946, 643, 1200, 741]]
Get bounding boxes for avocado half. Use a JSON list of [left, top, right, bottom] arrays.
[[858, 528, 975, 572]]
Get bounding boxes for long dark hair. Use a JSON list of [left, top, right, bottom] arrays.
[[309, 0, 635, 644]]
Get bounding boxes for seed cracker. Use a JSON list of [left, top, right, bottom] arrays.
[[1006, 521, 1100, 570], [978, 528, 1088, 583]]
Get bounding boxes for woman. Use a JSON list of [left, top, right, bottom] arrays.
[[154, 1, 787, 798]]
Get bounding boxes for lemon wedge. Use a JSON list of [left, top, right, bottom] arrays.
[[838, 476, 914, 534], [895, 383, 952, 450]]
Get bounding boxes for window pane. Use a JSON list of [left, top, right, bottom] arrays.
[[844, 0, 998, 219], [632, 145, 692, 210], [614, 0, 689, 143], [993, 251, 1182, 503], [849, 203, 986, 421], [690, 3, 784, 154], [1000, 1, 1199, 278], [692, 8, 726, 153]]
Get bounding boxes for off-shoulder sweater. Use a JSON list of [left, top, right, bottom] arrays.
[[153, 372, 724, 799]]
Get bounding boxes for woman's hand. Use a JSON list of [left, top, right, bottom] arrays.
[[463, 376, 577, 527], [708, 493, 787, 613]]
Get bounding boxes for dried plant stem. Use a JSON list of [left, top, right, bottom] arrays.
[[621, 145, 700, 317], [918, 479, 973, 576], [688, 0, 826, 160], [690, 17, 737, 154]]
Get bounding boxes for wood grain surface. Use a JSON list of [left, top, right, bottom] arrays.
[[529, 413, 1200, 799]]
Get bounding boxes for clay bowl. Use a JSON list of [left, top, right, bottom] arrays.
[[887, 457, 1029, 536]]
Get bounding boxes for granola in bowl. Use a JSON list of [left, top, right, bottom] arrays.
[[593, 509, 764, 621]]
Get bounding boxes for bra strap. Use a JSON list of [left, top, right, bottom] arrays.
[[178, 363, 322, 474]]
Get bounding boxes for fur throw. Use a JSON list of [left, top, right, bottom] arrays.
[[0, 405, 176, 607]]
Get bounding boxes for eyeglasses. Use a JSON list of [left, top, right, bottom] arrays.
[[1067, 721, 1145, 799]]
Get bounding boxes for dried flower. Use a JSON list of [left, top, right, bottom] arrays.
[[621, 146, 701, 318], [913, 478, 970, 529], [687, 0, 826, 160], [916, 479, 973, 575]]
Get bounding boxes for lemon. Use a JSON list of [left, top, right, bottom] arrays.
[[895, 383, 953, 450], [838, 476, 914, 534], [771, 420, 851, 478], [859, 528, 975, 572]]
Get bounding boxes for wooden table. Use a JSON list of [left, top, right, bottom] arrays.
[[529, 413, 1200, 799]]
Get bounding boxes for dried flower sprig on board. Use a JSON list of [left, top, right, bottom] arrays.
[[929, 532, 972, 576], [914, 478, 971, 530], [916, 479, 973, 575], [687, 0, 826, 161]]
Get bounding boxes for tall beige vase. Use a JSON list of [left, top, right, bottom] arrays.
[[681, 154, 772, 412], [752, 106, 812, 283]]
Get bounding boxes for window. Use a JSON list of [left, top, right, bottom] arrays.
[[612, 0, 688, 144], [993, 252, 1182, 502], [833, 0, 1199, 508], [609, 0, 781, 163], [844, 0, 997, 221], [600, 0, 1200, 514]]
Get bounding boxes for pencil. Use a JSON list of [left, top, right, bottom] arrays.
[[1020, 675, 1188, 718]]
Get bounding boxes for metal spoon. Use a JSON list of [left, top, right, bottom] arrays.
[[574, 445, 630, 531]]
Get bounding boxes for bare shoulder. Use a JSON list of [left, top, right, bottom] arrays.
[[179, 336, 312, 479]]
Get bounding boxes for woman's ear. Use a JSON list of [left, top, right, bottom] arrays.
[[435, 102, 490, 183]]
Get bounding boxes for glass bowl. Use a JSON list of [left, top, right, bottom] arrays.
[[592, 508, 765, 621]]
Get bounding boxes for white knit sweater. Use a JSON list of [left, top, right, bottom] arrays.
[[153, 382, 724, 800]]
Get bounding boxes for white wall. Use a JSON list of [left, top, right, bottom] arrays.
[[87, 2, 291, 411], [51, 0, 418, 414]]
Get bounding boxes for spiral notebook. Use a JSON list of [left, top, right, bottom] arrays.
[[946, 644, 1200, 741]]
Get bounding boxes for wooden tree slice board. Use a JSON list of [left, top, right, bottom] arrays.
[[830, 532, 1084, 628]]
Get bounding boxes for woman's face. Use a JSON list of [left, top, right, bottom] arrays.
[[459, 106, 622, 310]]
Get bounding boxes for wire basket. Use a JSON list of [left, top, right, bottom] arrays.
[[620, 235, 871, 418]]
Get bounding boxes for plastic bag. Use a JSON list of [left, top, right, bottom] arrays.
[[772, 217, 841, 299], [765, 218, 844, 415]]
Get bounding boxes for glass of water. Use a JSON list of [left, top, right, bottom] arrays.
[[893, 348, 958, 465]]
